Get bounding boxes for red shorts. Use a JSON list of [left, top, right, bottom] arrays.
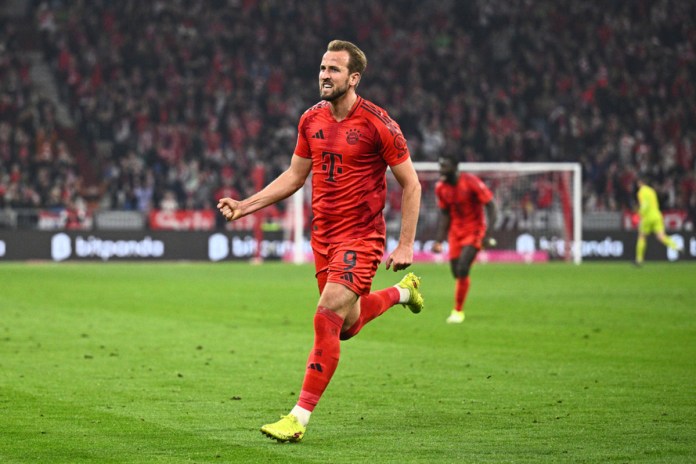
[[313, 237, 385, 296], [448, 229, 485, 260]]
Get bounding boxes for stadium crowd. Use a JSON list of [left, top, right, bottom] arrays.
[[1, 0, 695, 221], [0, 16, 83, 213]]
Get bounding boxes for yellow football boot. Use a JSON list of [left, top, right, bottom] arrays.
[[397, 272, 424, 314], [260, 414, 306, 443]]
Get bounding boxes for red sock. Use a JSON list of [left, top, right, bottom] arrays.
[[455, 276, 470, 311], [297, 307, 344, 411], [340, 287, 400, 340]]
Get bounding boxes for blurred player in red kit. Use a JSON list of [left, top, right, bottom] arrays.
[[432, 155, 497, 324], [217, 40, 423, 442]]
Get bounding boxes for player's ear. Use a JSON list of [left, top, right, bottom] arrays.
[[350, 72, 361, 87]]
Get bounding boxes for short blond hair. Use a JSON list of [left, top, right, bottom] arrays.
[[327, 40, 367, 75]]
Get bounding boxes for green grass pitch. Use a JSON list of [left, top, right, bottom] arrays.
[[1, 261, 695, 463]]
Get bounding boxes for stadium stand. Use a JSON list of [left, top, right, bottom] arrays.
[[1, 0, 694, 225]]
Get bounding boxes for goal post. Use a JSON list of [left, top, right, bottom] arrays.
[[405, 162, 583, 264], [289, 162, 582, 264]]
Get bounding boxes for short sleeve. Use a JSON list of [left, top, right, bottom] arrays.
[[435, 181, 447, 210], [293, 113, 311, 159], [471, 176, 494, 204], [375, 118, 410, 167]]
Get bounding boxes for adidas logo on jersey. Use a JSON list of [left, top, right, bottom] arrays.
[[312, 129, 325, 139]]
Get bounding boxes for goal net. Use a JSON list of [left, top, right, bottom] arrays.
[[396, 162, 583, 264], [287, 162, 582, 264]]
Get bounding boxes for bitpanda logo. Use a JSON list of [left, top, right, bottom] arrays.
[[51, 233, 72, 261], [208, 233, 230, 261], [51, 234, 165, 261], [667, 234, 684, 261]]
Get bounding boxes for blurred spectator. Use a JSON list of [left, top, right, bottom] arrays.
[[2, 0, 694, 218], [159, 190, 179, 212]]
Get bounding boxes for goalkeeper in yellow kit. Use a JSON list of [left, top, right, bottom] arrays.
[[634, 176, 682, 266]]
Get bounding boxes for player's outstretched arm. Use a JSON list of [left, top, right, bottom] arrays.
[[217, 155, 311, 222], [385, 159, 421, 271]]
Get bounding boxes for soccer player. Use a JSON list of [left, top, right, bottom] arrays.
[[217, 40, 423, 442], [432, 155, 497, 324], [634, 175, 682, 266]]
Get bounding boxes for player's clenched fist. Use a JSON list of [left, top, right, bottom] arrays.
[[217, 198, 242, 221]]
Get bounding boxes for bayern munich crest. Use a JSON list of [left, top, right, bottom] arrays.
[[346, 128, 360, 145]]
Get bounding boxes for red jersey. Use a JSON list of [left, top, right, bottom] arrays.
[[435, 172, 493, 236], [294, 96, 410, 246]]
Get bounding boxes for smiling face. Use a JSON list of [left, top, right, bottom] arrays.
[[318, 50, 360, 102]]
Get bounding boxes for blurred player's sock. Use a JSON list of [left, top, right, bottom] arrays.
[[297, 307, 342, 412], [455, 276, 470, 311], [636, 237, 646, 264], [446, 309, 465, 324], [662, 236, 681, 252], [340, 288, 400, 340]]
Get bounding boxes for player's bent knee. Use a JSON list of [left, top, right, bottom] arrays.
[[455, 267, 470, 278]]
